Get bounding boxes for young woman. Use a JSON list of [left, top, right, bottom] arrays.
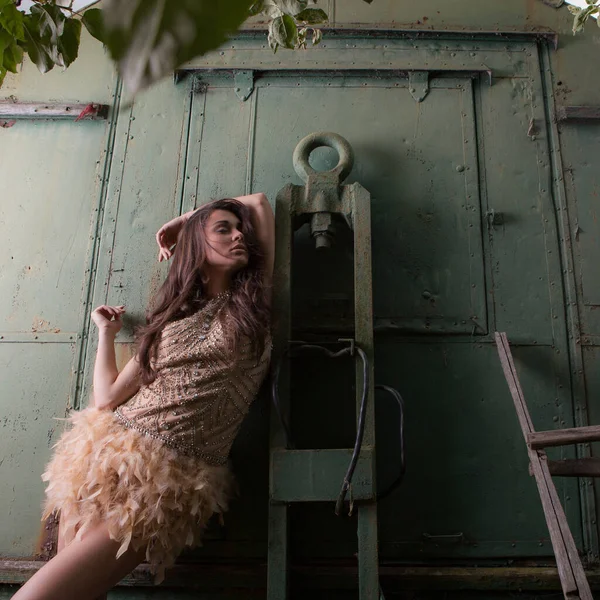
[[14, 194, 274, 600]]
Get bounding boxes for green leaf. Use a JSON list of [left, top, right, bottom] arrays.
[[260, 1, 283, 18], [572, 3, 599, 33], [0, 65, 6, 86], [249, 0, 265, 16], [312, 27, 322, 45], [0, 27, 9, 55], [568, 5, 582, 14], [297, 25, 306, 49], [0, 0, 25, 41], [0, 27, 21, 73], [269, 14, 297, 49], [28, 3, 65, 65], [58, 17, 81, 67], [3, 38, 22, 72], [81, 8, 105, 43], [271, 0, 307, 16], [30, 3, 65, 45], [23, 13, 56, 73], [101, 0, 255, 95], [4, 47, 22, 73], [295, 8, 328, 24]]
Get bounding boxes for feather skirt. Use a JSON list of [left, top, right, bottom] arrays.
[[42, 407, 233, 583]]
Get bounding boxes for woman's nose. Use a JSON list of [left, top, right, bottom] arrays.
[[232, 229, 244, 242]]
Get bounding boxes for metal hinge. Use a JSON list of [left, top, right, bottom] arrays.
[[234, 70, 254, 102], [408, 71, 429, 103], [486, 209, 504, 230]]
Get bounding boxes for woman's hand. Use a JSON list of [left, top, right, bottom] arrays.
[[91, 305, 125, 335], [156, 215, 186, 262]]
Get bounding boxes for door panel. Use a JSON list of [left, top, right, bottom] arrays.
[[183, 64, 580, 559], [560, 122, 600, 340], [251, 76, 487, 335], [0, 343, 77, 555], [0, 118, 108, 557], [0, 120, 104, 332]]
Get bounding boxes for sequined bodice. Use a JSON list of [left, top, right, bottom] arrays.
[[115, 296, 271, 465]]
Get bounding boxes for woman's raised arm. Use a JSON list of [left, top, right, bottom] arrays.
[[91, 305, 141, 410], [233, 193, 275, 285], [156, 193, 275, 285]]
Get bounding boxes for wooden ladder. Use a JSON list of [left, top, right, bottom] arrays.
[[495, 332, 597, 600]]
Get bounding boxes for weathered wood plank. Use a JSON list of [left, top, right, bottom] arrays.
[[548, 458, 600, 477], [528, 426, 600, 450]]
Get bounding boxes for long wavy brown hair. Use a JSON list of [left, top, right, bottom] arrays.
[[136, 199, 270, 384]]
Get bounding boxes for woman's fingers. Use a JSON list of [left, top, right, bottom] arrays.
[[156, 233, 174, 262], [157, 228, 169, 249], [158, 247, 173, 262], [105, 307, 119, 318], [93, 305, 125, 319]]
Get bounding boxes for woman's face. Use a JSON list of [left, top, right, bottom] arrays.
[[203, 209, 249, 272]]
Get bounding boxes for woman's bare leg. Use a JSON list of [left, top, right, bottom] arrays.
[[12, 523, 145, 600], [57, 515, 107, 600]]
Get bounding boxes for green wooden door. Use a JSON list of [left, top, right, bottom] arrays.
[[1, 35, 586, 571], [173, 40, 583, 561]]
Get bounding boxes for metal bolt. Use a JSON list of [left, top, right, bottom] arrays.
[[456, 165, 465, 172], [314, 233, 331, 249]]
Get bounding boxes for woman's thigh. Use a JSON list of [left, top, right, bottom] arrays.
[[12, 523, 145, 600]]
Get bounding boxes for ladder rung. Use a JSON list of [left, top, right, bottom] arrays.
[[547, 458, 600, 477], [527, 425, 600, 449], [270, 448, 375, 503]]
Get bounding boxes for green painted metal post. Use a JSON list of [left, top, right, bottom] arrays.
[[352, 183, 379, 599], [268, 183, 296, 599], [268, 133, 379, 600]]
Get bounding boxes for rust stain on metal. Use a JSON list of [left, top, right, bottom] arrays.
[[35, 514, 58, 561], [31, 316, 60, 334]]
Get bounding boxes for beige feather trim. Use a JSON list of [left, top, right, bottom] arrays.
[[42, 407, 233, 583]]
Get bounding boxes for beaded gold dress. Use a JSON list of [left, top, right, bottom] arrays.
[[42, 294, 271, 582]]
